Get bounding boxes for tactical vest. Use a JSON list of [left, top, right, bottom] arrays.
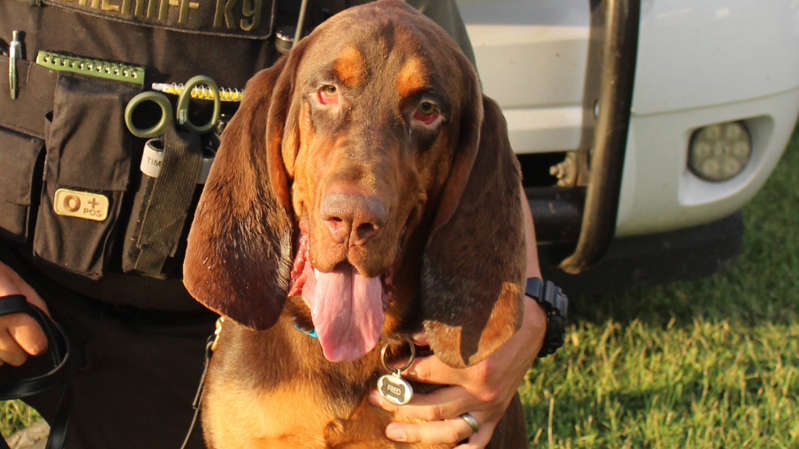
[[0, 0, 472, 310]]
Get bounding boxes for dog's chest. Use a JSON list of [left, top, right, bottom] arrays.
[[201, 363, 436, 449], [202, 376, 334, 448], [202, 318, 450, 449], [200, 319, 371, 448]]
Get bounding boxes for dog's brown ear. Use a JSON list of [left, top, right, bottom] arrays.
[[183, 45, 307, 330], [421, 68, 526, 368]]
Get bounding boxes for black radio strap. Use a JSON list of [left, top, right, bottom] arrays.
[[0, 295, 71, 449]]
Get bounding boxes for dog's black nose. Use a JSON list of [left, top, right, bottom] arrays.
[[321, 191, 387, 245]]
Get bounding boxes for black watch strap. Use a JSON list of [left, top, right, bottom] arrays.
[[525, 277, 568, 358]]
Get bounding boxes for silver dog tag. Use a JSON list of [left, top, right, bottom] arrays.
[[377, 371, 414, 406]]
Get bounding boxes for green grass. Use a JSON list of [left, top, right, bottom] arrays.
[[0, 400, 40, 439], [522, 123, 799, 448], [2, 126, 798, 446]]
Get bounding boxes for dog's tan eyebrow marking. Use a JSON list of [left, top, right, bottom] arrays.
[[397, 57, 427, 98], [333, 46, 366, 88]]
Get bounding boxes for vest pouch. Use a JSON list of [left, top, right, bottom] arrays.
[[122, 135, 209, 279], [122, 131, 208, 279], [0, 127, 44, 240], [122, 138, 163, 277], [33, 74, 139, 279]]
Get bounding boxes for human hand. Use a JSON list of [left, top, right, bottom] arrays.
[[369, 297, 546, 448], [0, 261, 49, 367]]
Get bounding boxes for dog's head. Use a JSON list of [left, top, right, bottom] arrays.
[[184, 0, 526, 367]]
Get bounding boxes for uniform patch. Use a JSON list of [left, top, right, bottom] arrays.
[[43, 0, 275, 39], [53, 188, 110, 222]]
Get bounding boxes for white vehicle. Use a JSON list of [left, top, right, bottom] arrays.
[[456, 0, 799, 290]]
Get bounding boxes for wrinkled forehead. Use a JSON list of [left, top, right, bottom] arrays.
[[296, 4, 466, 96]]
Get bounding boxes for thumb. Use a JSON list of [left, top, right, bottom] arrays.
[[0, 262, 51, 355], [7, 313, 49, 356], [0, 262, 50, 317]]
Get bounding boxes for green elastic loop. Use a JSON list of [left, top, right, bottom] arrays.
[[124, 92, 173, 139], [176, 75, 221, 135]]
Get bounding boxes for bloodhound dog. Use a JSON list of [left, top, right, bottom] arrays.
[[183, 1, 528, 447]]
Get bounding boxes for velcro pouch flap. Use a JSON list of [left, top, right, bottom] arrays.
[[0, 127, 43, 239], [33, 73, 138, 279]]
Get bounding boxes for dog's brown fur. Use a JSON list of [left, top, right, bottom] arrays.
[[183, 1, 527, 447]]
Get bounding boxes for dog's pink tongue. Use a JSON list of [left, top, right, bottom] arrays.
[[310, 266, 384, 362]]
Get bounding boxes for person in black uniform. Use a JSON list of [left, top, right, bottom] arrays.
[[0, 1, 556, 448]]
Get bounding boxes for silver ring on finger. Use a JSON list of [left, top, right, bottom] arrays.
[[459, 412, 479, 433]]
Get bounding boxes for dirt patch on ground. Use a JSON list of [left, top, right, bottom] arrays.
[[6, 420, 48, 449]]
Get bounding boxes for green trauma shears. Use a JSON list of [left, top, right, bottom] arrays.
[[124, 75, 221, 139]]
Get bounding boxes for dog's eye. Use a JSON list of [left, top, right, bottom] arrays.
[[413, 100, 441, 126], [318, 84, 339, 105]]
